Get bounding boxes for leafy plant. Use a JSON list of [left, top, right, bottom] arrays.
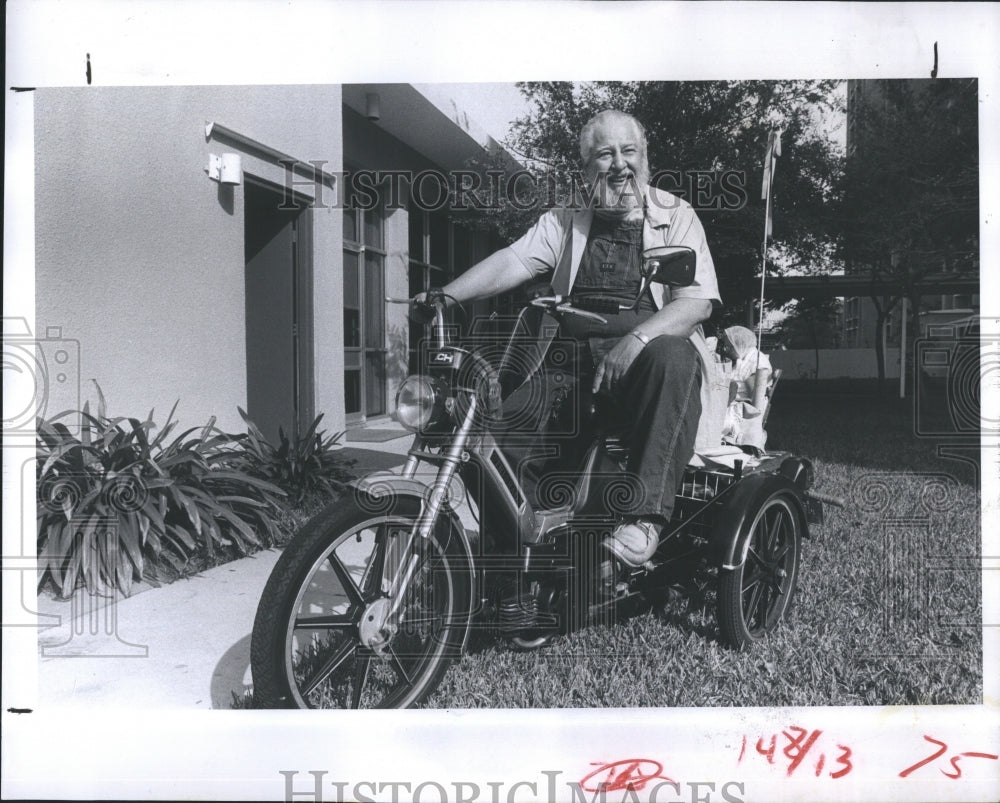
[[231, 409, 356, 504], [36, 387, 286, 597]]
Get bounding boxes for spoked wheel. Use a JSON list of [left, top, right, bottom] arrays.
[[251, 496, 470, 708], [717, 491, 801, 650]]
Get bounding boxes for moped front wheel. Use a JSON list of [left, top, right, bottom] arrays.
[[717, 491, 801, 650], [251, 495, 470, 709]]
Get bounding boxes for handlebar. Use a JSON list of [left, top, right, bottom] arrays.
[[387, 291, 611, 346], [387, 295, 447, 347], [529, 295, 608, 324], [569, 295, 623, 315]]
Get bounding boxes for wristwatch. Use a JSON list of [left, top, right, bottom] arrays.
[[630, 330, 650, 346]]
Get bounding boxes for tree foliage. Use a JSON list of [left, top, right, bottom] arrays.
[[467, 81, 846, 326], [772, 298, 843, 350], [770, 297, 842, 381], [843, 79, 978, 275], [842, 79, 979, 341]]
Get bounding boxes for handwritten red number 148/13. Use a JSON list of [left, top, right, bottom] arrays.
[[738, 727, 853, 778]]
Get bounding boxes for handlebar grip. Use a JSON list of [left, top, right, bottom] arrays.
[[806, 490, 845, 508], [410, 288, 445, 325], [571, 295, 620, 314]]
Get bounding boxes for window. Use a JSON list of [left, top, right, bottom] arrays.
[[408, 202, 453, 371], [406, 201, 497, 370], [843, 297, 861, 346], [343, 176, 386, 421]]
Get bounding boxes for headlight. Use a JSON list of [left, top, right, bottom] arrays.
[[394, 374, 445, 432]]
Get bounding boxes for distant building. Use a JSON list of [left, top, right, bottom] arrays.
[[34, 84, 515, 439]]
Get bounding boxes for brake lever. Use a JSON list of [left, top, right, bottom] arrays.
[[529, 295, 564, 309], [529, 295, 607, 324]]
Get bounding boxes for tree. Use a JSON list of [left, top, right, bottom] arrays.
[[842, 79, 979, 390], [770, 297, 842, 380], [464, 81, 846, 322]]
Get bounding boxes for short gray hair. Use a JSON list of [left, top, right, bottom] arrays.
[[579, 110, 647, 161]]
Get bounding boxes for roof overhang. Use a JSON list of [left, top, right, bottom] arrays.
[[342, 83, 520, 173]]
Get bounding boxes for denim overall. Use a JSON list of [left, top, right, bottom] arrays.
[[503, 213, 703, 522]]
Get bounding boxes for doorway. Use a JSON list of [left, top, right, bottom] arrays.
[[244, 178, 314, 442]]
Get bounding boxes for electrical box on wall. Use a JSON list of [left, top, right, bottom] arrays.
[[205, 153, 242, 185]]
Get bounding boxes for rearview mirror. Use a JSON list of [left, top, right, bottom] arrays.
[[642, 245, 697, 287]]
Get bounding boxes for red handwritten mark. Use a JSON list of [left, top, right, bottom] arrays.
[[899, 735, 998, 779], [755, 735, 777, 764], [831, 745, 853, 779], [782, 726, 823, 776], [580, 760, 674, 793], [740, 727, 854, 779], [899, 735, 948, 777]]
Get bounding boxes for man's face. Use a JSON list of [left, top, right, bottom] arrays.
[[583, 117, 650, 215]]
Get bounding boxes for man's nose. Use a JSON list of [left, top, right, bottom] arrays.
[[611, 151, 626, 171]]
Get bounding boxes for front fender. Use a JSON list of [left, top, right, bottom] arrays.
[[349, 472, 479, 646], [349, 471, 478, 553], [709, 472, 809, 570]]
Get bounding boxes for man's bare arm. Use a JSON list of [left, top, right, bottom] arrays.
[[592, 297, 714, 393], [437, 247, 536, 303], [635, 297, 714, 339]]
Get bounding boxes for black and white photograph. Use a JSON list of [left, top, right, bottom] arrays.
[[3, 2, 998, 801]]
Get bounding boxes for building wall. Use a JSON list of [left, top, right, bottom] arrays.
[[843, 294, 980, 349], [34, 85, 343, 434]]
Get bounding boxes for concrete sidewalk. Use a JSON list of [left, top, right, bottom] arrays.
[[35, 435, 421, 710]]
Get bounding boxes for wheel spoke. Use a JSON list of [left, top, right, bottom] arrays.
[[327, 552, 364, 607], [386, 644, 414, 685], [350, 653, 372, 709], [747, 546, 767, 570], [294, 613, 354, 630], [743, 575, 765, 624], [299, 636, 356, 698], [755, 578, 772, 627], [742, 562, 766, 592], [765, 509, 783, 555]]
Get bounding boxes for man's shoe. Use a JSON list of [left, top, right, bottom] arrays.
[[603, 520, 662, 567]]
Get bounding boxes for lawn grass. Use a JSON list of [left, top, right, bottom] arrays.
[[419, 387, 983, 708]]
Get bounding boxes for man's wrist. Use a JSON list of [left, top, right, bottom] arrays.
[[630, 330, 650, 346]]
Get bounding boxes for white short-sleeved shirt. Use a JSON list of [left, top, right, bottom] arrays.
[[507, 185, 722, 308], [505, 186, 725, 453]]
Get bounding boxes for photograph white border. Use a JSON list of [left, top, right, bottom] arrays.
[[4, 2, 998, 801]]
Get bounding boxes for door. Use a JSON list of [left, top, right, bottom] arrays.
[[245, 178, 314, 442]]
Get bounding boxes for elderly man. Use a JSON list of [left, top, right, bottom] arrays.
[[413, 109, 721, 570]]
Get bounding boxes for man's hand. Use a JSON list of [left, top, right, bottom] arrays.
[[592, 334, 646, 394], [409, 291, 442, 325]]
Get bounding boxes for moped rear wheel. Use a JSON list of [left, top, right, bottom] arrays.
[[717, 491, 801, 650], [251, 496, 470, 708]]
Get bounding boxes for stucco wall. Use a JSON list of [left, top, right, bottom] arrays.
[[35, 85, 343, 434], [384, 205, 411, 412]]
